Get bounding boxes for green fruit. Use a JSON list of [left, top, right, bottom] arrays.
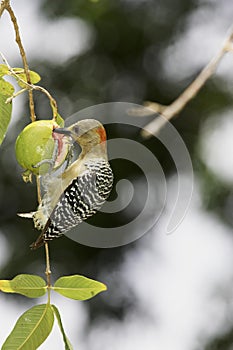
[[15, 120, 69, 175]]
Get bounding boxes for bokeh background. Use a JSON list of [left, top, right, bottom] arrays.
[[1, 0, 233, 349]]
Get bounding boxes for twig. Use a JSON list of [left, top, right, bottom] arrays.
[[45, 242, 51, 303], [36, 176, 52, 297], [5, 88, 26, 103], [0, 0, 36, 121], [37, 178, 52, 301], [45, 243, 51, 287], [0, 53, 58, 117], [0, 0, 8, 17], [141, 26, 233, 138], [33, 85, 58, 118]]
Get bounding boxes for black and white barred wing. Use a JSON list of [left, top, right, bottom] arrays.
[[43, 159, 113, 241]]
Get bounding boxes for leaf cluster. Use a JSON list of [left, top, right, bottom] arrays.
[[0, 274, 106, 349], [0, 64, 41, 145]]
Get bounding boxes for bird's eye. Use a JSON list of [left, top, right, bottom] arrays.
[[73, 125, 79, 134]]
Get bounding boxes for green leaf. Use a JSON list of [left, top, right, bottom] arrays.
[[11, 68, 41, 88], [0, 92, 12, 146], [0, 64, 9, 77], [0, 274, 47, 298], [53, 275, 107, 300], [52, 305, 74, 350], [0, 79, 14, 96], [0, 78, 14, 145], [2, 304, 54, 350]]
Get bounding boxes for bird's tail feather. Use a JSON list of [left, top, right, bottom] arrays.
[[17, 212, 35, 219]]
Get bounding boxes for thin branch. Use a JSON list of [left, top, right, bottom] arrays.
[[37, 178, 52, 301], [33, 85, 58, 118], [45, 242, 51, 288], [1, 0, 36, 121], [36, 176, 52, 298], [141, 26, 233, 138], [0, 0, 9, 17], [45, 242, 51, 303], [5, 88, 26, 103], [0, 53, 58, 117]]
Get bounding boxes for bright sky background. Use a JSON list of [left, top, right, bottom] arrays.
[[0, 0, 233, 349]]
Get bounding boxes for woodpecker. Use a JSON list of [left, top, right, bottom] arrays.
[[30, 119, 113, 249]]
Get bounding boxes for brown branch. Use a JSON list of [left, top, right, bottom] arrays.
[[0, 0, 9, 16], [0, 0, 8, 17], [1, 0, 36, 121], [141, 26, 233, 138]]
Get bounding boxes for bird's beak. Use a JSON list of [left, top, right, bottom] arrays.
[[53, 127, 72, 136]]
